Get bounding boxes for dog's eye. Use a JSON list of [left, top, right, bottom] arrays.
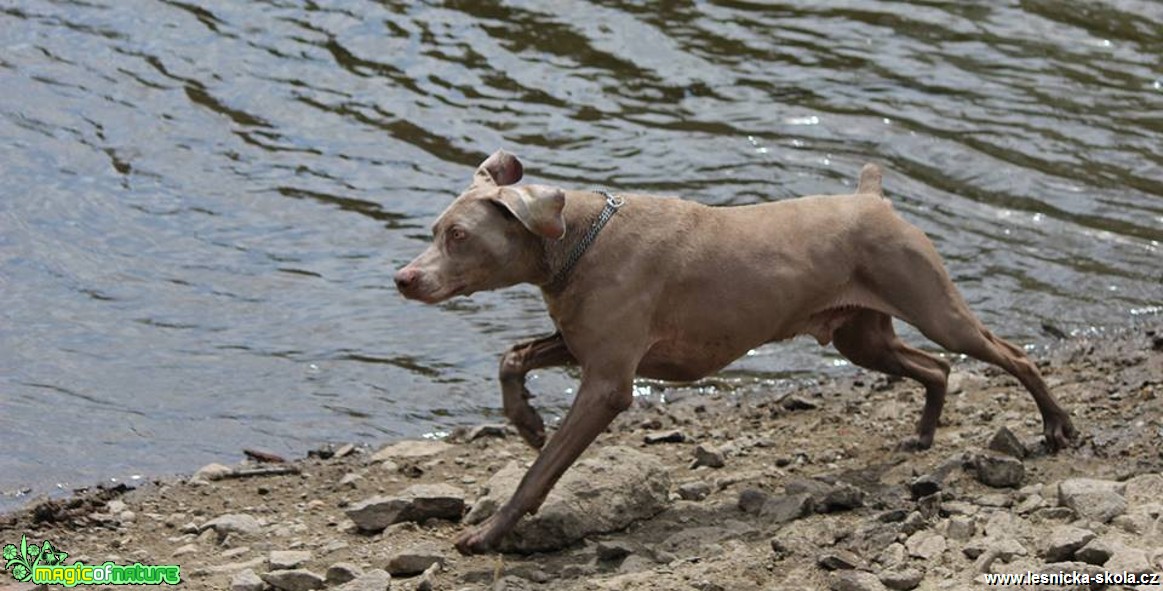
[[449, 227, 468, 241]]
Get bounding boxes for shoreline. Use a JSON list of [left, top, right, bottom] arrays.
[[2, 325, 1161, 590]]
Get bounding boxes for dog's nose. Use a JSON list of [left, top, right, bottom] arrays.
[[394, 268, 414, 290], [394, 267, 417, 292]]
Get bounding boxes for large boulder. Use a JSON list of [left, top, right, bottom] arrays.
[[465, 445, 670, 553]]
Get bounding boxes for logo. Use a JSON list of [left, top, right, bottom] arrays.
[[3, 534, 180, 587]]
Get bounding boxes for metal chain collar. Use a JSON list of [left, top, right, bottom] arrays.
[[548, 191, 624, 288]]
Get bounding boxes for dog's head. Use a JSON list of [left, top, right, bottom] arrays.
[[394, 150, 567, 303]]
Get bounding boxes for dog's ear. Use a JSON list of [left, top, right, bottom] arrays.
[[492, 185, 566, 240], [474, 149, 524, 187]]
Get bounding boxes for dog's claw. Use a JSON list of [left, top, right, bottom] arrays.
[[454, 515, 505, 555], [1043, 413, 1078, 453], [897, 435, 933, 453]]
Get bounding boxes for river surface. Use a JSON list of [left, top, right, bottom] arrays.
[[1, 0, 1160, 508]]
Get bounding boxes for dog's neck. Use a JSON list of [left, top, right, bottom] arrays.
[[537, 190, 612, 293]]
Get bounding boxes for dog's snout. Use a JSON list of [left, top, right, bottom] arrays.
[[394, 267, 417, 292]]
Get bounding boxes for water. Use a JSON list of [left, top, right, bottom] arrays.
[[1, 0, 1159, 508]]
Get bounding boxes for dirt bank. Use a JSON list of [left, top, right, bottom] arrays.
[[2, 326, 1161, 591]]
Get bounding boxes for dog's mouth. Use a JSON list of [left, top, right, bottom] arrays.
[[410, 283, 468, 305]]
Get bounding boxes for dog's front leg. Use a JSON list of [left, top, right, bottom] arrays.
[[456, 366, 634, 555], [499, 332, 576, 449]]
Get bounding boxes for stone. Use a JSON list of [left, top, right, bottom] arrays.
[[908, 475, 941, 500], [972, 453, 1024, 488], [467, 423, 507, 441], [781, 394, 818, 411], [817, 549, 864, 570], [596, 540, 635, 562], [830, 570, 888, 591], [1040, 525, 1095, 562], [1106, 545, 1151, 574], [415, 562, 440, 591], [346, 484, 466, 532], [986, 426, 1026, 459], [691, 444, 725, 469], [172, 544, 198, 557], [191, 462, 233, 483], [878, 568, 923, 591], [370, 440, 452, 462], [1058, 478, 1127, 523], [385, 544, 446, 576], [962, 537, 1027, 561], [738, 489, 769, 515], [1124, 473, 1163, 507], [678, 481, 712, 501], [905, 530, 946, 560], [231, 569, 264, 591], [464, 446, 670, 553], [333, 568, 391, 591], [201, 514, 261, 537], [325, 562, 363, 585], [875, 543, 906, 568], [261, 569, 325, 591], [643, 430, 685, 444], [759, 493, 814, 523], [338, 473, 363, 489], [270, 550, 312, 570], [944, 516, 975, 541], [1075, 538, 1115, 566], [819, 482, 865, 512]]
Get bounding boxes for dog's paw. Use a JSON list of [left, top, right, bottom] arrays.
[[896, 434, 934, 453], [454, 518, 504, 555], [1043, 414, 1078, 453]]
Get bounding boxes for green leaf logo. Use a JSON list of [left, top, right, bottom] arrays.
[[3, 534, 68, 582]]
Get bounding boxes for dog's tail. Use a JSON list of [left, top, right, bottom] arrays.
[[856, 163, 884, 197]]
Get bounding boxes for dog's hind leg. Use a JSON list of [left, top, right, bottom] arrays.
[[833, 309, 951, 450], [499, 332, 576, 449]]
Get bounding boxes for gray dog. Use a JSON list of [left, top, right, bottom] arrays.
[[394, 150, 1077, 554]]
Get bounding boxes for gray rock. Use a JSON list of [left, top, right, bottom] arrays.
[[677, 481, 711, 501], [595, 540, 635, 562], [467, 423, 508, 441], [1040, 525, 1095, 562], [830, 570, 888, 591], [261, 569, 325, 591], [785, 477, 833, 498], [878, 568, 923, 591], [987, 426, 1026, 459], [370, 440, 452, 462], [338, 473, 363, 489], [1106, 545, 1151, 574], [464, 446, 670, 553], [944, 516, 975, 541], [820, 482, 865, 512], [1123, 473, 1163, 507], [346, 484, 466, 532], [908, 475, 941, 500], [691, 444, 725, 469], [201, 514, 261, 537], [270, 550, 312, 570], [738, 489, 769, 515], [333, 568, 391, 591], [643, 429, 685, 444], [385, 544, 446, 576], [817, 549, 864, 571], [972, 453, 1025, 488], [781, 394, 818, 411], [759, 493, 814, 523], [231, 569, 264, 591], [325, 562, 363, 585], [191, 462, 234, 483], [962, 537, 1027, 561], [1058, 478, 1127, 523], [1074, 538, 1114, 566], [415, 562, 440, 591], [904, 530, 946, 560]]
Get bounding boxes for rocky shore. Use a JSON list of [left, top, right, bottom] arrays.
[[2, 326, 1161, 591]]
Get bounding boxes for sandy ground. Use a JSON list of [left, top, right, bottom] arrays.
[[2, 324, 1161, 591]]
